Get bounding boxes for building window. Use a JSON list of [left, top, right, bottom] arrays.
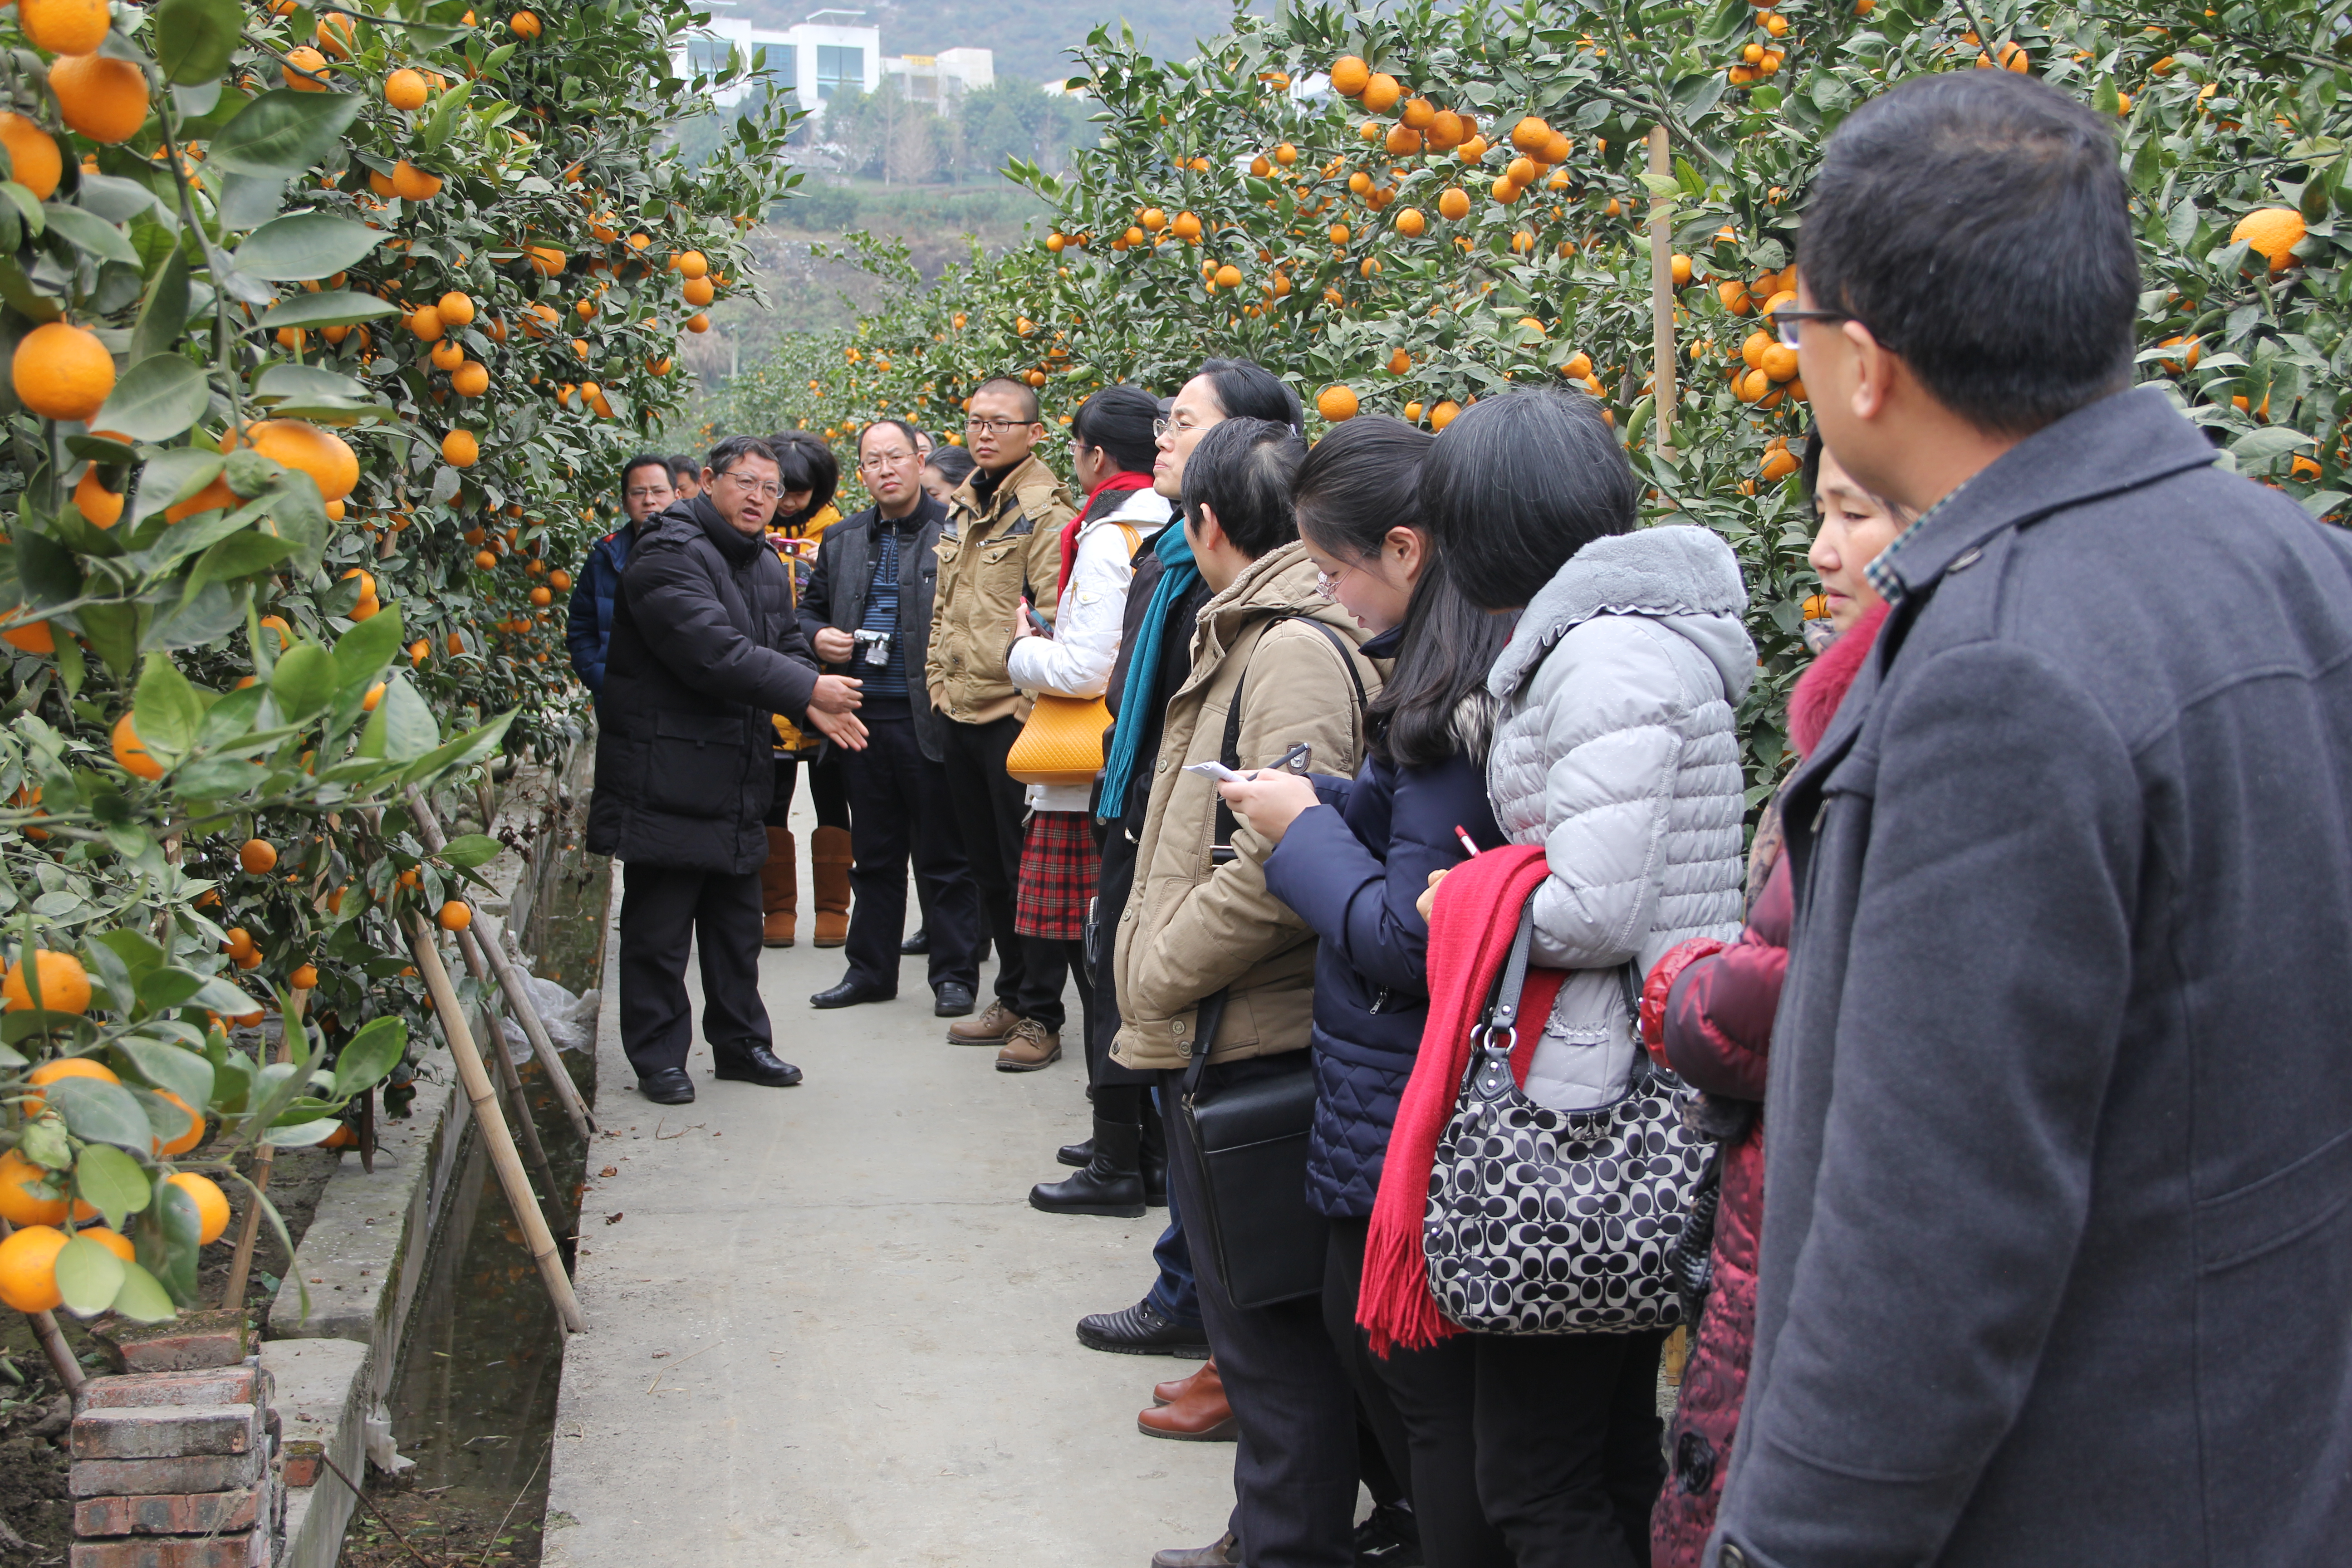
[[686, 36, 732, 74], [816, 44, 861, 98], [769, 44, 796, 95]]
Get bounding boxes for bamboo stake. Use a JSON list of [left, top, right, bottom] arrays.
[[0, 1216, 86, 1397], [220, 988, 307, 1312], [404, 788, 594, 1141], [404, 915, 586, 1334], [479, 991, 568, 1238], [1647, 123, 1680, 463]]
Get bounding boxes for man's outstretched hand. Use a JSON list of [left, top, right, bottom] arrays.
[[805, 705, 868, 750], [809, 674, 863, 713]]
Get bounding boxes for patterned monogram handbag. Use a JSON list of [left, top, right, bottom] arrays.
[[1422, 903, 1710, 1335]]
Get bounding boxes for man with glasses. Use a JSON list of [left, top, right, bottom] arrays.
[[586, 437, 868, 1107], [928, 377, 1078, 1064], [566, 453, 675, 698], [799, 419, 982, 1015]]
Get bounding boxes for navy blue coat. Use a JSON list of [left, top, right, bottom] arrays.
[[564, 524, 632, 695], [1264, 666, 1503, 1217]]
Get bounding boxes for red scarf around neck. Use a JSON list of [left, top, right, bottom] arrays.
[[1059, 472, 1155, 593]]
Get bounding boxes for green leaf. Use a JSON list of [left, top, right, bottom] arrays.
[[376, 676, 439, 762], [264, 1116, 348, 1147], [109, 1260, 177, 1322], [134, 655, 204, 758], [75, 601, 147, 679], [131, 451, 229, 525], [135, 967, 205, 1010], [330, 601, 403, 693], [207, 90, 365, 179], [270, 641, 336, 720], [233, 212, 385, 283], [401, 708, 515, 786], [116, 1037, 214, 1114], [152, 0, 244, 85], [254, 363, 367, 405], [189, 975, 254, 1015], [41, 203, 139, 269], [186, 530, 296, 591], [44, 1075, 158, 1151], [331, 1015, 405, 1100], [151, 1181, 201, 1303], [436, 833, 501, 869], [55, 1235, 128, 1316], [147, 580, 250, 653], [92, 354, 211, 441], [256, 290, 400, 329], [2231, 426, 2316, 464], [420, 81, 476, 154], [73, 1144, 151, 1231]]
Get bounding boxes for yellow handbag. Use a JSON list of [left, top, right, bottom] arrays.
[[1005, 523, 1137, 787]]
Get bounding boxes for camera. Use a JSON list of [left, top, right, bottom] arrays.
[[851, 628, 892, 668]]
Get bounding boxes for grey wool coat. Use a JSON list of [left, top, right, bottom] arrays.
[[1485, 524, 1755, 1111], [1710, 386, 2352, 1568]]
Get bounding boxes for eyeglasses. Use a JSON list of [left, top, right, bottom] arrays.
[[964, 416, 1039, 435], [623, 485, 672, 500], [1773, 308, 1852, 348], [713, 470, 784, 500], [1314, 560, 1362, 600], [1153, 415, 1204, 441], [858, 449, 918, 470]]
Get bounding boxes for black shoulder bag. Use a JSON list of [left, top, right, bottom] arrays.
[[1178, 616, 1369, 1310]]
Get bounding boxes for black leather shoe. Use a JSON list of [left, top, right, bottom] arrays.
[[809, 977, 896, 1009], [1355, 1503, 1425, 1566], [1075, 1297, 1210, 1358], [711, 1046, 803, 1087], [901, 926, 930, 955], [1031, 1166, 1145, 1217], [637, 1068, 695, 1105], [1143, 1155, 1169, 1208], [1056, 1137, 1093, 1168], [933, 980, 975, 1017]]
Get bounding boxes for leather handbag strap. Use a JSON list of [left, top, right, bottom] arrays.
[[1180, 989, 1231, 1093], [1211, 615, 1371, 861]]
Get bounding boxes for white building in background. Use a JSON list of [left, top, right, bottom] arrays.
[[676, 7, 882, 108], [882, 46, 993, 106]]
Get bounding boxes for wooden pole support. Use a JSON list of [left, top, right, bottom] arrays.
[[1647, 123, 1679, 462], [404, 916, 587, 1334], [480, 991, 569, 1238], [404, 787, 594, 1142], [220, 988, 307, 1312]]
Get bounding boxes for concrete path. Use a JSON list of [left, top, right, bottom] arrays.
[[544, 812, 1235, 1567]]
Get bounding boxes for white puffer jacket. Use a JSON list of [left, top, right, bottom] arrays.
[[1005, 486, 1173, 810], [1485, 524, 1756, 1112]]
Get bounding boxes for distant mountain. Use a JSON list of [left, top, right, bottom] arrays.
[[730, 0, 1245, 89]]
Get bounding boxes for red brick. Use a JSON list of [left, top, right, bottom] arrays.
[[69, 1446, 263, 1498], [68, 1533, 255, 1568], [71, 1405, 258, 1462], [79, 1367, 262, 1411], [277, 1440, 322, 1489], [73, 1488, 260, 1538], [89, 1311, 251, 1374]]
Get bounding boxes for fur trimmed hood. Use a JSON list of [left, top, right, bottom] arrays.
[[1490, 524, 1755, 708]]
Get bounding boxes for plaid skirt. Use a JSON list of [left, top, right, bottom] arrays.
[[1014, 810, 1098, 941]]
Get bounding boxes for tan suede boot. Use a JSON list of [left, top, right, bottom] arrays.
[[811, 824, 852, 948], [759, 826, 797, 948]]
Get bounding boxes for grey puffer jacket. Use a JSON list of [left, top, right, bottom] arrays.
[[1486, 524, 1755, 1111]]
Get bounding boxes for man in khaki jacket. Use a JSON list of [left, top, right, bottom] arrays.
[[1111, 416, 1385, 1568], [929, 376, 1078, 1065]]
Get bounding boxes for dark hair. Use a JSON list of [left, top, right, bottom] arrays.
[[706, 435, 779, 479], [1802, 71, 2137, 435], [1196, 358, 1302, 433], [765, 430, 838, 530], [858, 418, 920, 454], [1071, 384, 1159, 474], [1182, 417, 1302, 560], [669, 455, 699, 482], [922, 445, 976, 487], [1798, 425, 1823, 499], [1295, 417, 1508, 768], [622, 452, 674, 490], [971, 376, 1042, 422], [1417, 389, 1636, 612]]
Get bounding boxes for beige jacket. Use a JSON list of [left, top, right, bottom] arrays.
[[926, 451, 1076, 725], [1111, 542, 1387, 1072]]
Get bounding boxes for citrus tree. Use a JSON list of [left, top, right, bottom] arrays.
[[719, 0, 2348, 797], [0, 0, 798, 1331]]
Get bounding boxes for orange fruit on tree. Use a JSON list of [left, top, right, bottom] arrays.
[[154, 1092, 203, 1156], [1400, 97, 1436, 129], [111, 711, 164, 779], [1429, 399, 1462, 431], [1393, 206, 1426, 237], [0, 1149, 68, 1226], [165, 1173, 229, 1245], [47, 53, 146, 141], [1718, 279, 1752, 315], [436, 290, 476, 325], [283, 44, 330, 91], [529, 585, 552, 607], [391, 160, 442, 201], [683, 275, 715, 306], [1361, 72, 1401, 112], [1329, 55, 1371, 97], [79, 1228, 135, 1263], [24, 1057, 117, 1117], [2230, 208, 2304, 272], [360, 680, 385, 710], [674, 249, 709, 279], [314, 10, 357, 58], [220, 420, 359, 503], [429, 338, 465, 372], [438, 900, 472, 932], [74, 467, 124, 528], [0, 1224, 68, 1313], [0, 114, 63, 200], [385, 68, 429, 110], [290, 963, 319, 990], [1386, 349, 1412, 376], [1762, 447, 1802, 482], [510, 9, 541, 37], [21, 0, 110, 55], [1670, 253, 1693, 287], [1437, 186, 1470, 221], [685, 312, 710, 334], [5, 950, 92, 1016], [239, 838, 277, 874], [442, 430, 480, 466], [0, 615, 54, 654], [13, 322, 115, 421], [474, 549, 497, 570], [1760, 343, 1801, 382], [451, 362, 489, 397]]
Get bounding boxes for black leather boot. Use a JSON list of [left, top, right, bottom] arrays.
[[1029, 1114, 1145, 1217], [1055, 1137, 1094, 1168]]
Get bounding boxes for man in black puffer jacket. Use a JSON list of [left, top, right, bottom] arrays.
[[586, 436, 868, 1104]]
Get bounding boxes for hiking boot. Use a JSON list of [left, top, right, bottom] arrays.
[[995, 1019, 1062, 1073], [946, 998, 1020, 1046]]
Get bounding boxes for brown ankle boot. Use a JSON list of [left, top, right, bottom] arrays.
[[811, 825, 852, 948], [759, 826, 797, 947]]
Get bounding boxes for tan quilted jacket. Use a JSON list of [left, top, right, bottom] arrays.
[[925, 451, 1075, 725]]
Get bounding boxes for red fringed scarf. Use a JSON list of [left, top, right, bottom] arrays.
[[1059, 472, 1155, 592], [1787, 601, 1887, 757], [1358, 844, 1567, 1356]]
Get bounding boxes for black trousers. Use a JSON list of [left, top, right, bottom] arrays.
[[1471, 1329, 1666, 1568], [1088, 817, 1157, 1095], [1325, 1218, 1510, 1568], [938, 714, 1068, 1029], [841, 703, 980, 992], [617, 861, 772, 1078], [1162, 1063, 1358, 1568], [767, 750, 851, 828]]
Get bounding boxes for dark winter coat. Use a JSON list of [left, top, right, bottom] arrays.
[[797, 490, 950, 761], [583, 497, 823, 876], [1711, 387, 2352, 1568], [1262, 631, 1502, 1217], [564, 524, 633, 695]]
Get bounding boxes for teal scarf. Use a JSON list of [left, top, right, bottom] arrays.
[[1098, 519, 1199, 823]]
